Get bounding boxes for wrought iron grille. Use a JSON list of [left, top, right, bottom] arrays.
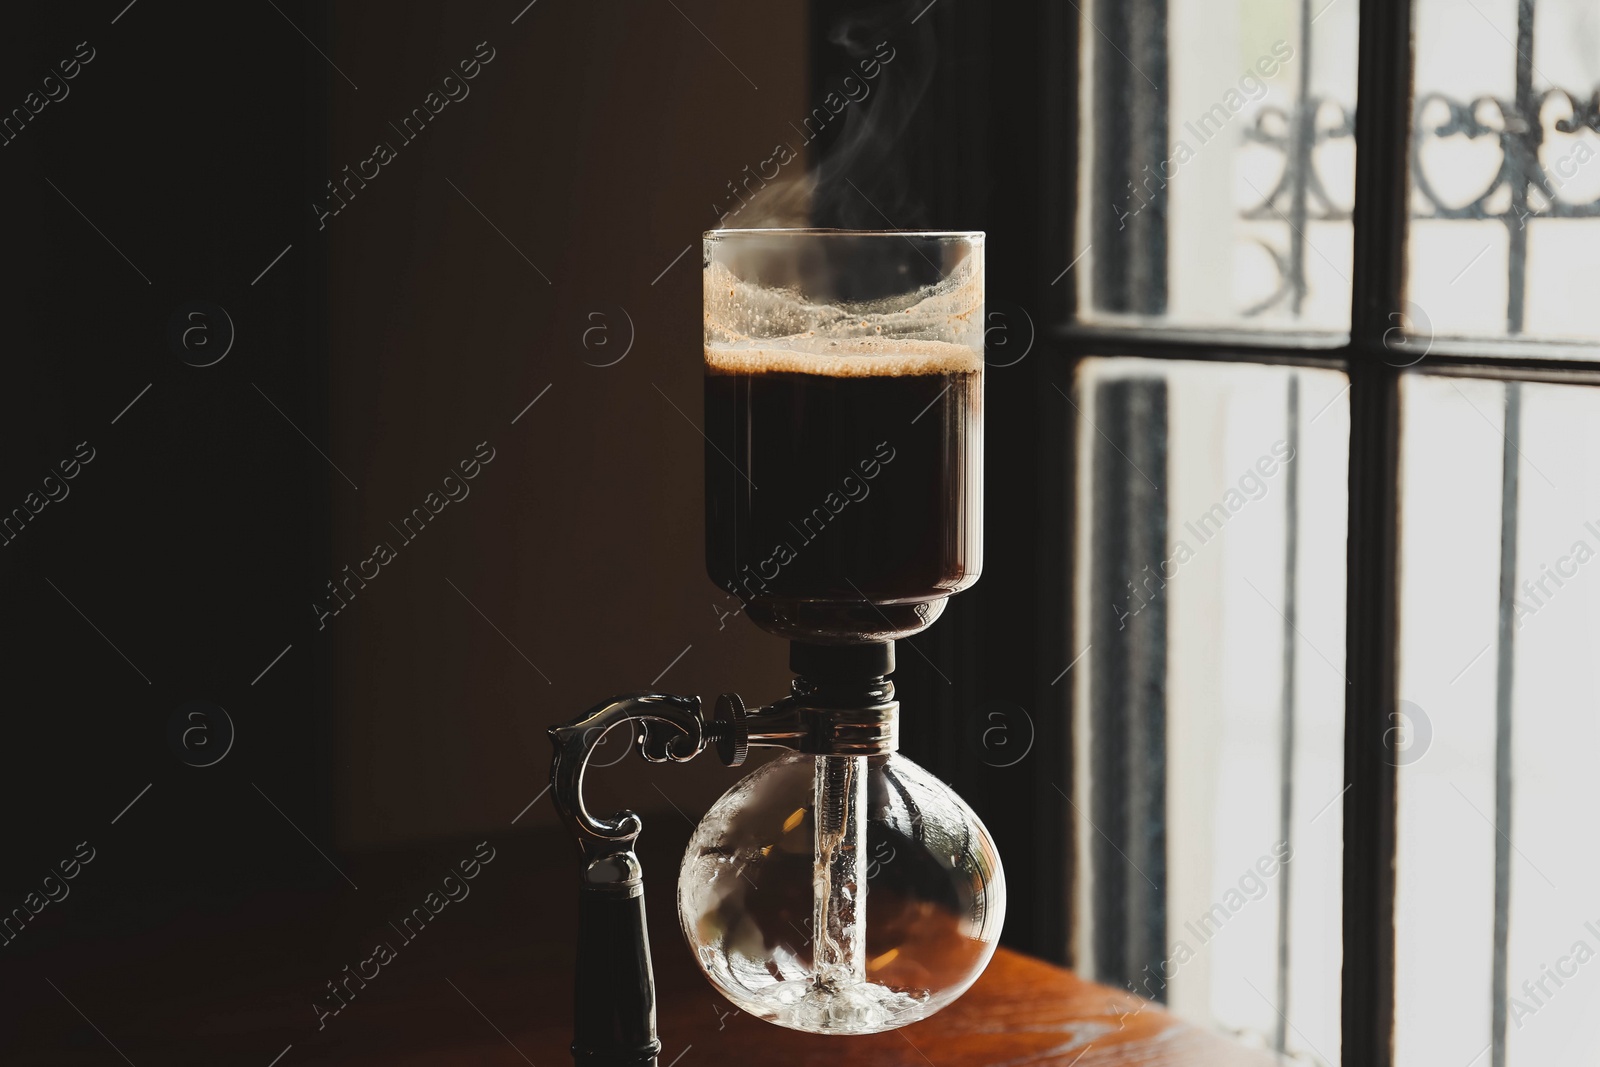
[[1252, 0, 1600, 332]]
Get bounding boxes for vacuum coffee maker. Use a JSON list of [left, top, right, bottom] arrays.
[[549, 230, 1004, 1063]]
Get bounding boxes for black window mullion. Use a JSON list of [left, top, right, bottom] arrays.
[[1338, 356, 1402, 1067], [1343, 0, 1415, 1064], [1348, 0, 1413, 350]]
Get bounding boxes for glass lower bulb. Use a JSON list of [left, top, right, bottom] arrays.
[[678, 751, 1005, 1035]]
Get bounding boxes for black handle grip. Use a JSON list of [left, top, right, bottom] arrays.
[[549, 694, 706, 1066], [572, 877, 659, 1067]]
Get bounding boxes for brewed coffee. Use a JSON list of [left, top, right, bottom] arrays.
[[705, 339, 982, 641]]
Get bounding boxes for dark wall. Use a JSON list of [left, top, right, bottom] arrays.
[[323, 1, 806, 846], [1, 1, 335, 914], [0, 0, 809, 915]]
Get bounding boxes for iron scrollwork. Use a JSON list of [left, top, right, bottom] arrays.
[[1241, 97, 1355, 224], [1240, 96, 1355, 318], [1412, 88, 1600, 222], [1240, 82, 1600, 320]]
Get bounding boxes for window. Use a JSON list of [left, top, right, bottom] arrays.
[[1077, 0, 1357, 334], [1058, 0, 1600, 1063], [1072, 359, 1347, 1057], [1396, 377, 1600, 1064], [1410, 0, 1600, 342], [879, 0, 1600, 1064]]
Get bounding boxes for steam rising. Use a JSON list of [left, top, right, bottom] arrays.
[[717, 3, 937, 230]]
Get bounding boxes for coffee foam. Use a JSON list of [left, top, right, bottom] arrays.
[[705, 338, 981, 377], [703, 252, 982, 377]]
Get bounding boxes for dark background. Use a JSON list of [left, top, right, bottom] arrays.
[[0, 0, 1067, 1061]]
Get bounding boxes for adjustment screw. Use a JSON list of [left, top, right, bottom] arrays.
[[713, 693, 749, 768]]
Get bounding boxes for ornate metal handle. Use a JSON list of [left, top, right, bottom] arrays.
[[548, 692, 707, 868], [547, 692, 707, 1067]]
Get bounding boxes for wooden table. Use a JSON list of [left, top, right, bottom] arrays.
[[1, 827, 1274, 1066]]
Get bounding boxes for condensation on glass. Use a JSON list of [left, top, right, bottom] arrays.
[[1074, 0, 1358, 333], [1397, 376, 1600, 1066], [1068, 358, 1348, 1062], [1409, 0, 1600, 342]]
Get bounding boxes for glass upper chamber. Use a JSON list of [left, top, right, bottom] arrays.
[[678, 750, 1005, 1035], [702, 230, 985, 643]]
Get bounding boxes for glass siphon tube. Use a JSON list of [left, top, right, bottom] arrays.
[[812, 754, 867, 990]]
